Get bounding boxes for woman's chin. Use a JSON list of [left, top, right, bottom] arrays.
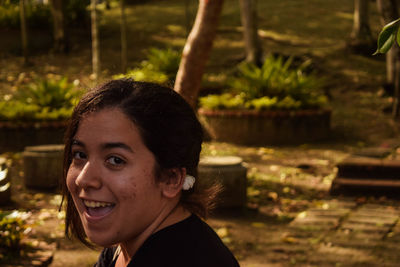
[[87, 234, 115, 247]]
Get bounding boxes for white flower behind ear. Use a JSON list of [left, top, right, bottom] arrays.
[[182, 175, 195, 190]]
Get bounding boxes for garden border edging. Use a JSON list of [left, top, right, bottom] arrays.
[[198, 108, 331, 146]]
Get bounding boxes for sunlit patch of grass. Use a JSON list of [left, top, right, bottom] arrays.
[[246, 165, 329, 210], [201, 142, 239, 157]]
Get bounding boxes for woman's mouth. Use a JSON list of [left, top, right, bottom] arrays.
[[83, 200, 115, 218]]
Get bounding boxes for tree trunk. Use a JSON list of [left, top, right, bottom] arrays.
[[19, 0, 29, 65], [91, 0, 100, 82], [393, 46, 400, 117], [376, 0, 400, 117], [174, 0, 224, 108], [351, 0, 372, 41], [105, 0, 111, 9], [376, 0, 399, 84], [49, 0, 68, 53], [239, 0, 262, 66], [120, 0, 128, 73]]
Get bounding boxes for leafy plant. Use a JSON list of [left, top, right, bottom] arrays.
[[248, 96, 279, 110], [17, 77, 80, 110], [0, 76, 82, 122], [199, 55, 327, 111], [199, 93, 246, 110], [0, 210, 31, 251], [0, 1, 51, 30], [0, 0, 89, 30], [114, 47, 181, 84], [374, 18, 400, 55]]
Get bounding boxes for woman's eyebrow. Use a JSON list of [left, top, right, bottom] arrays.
[[101, 142, 134, 153], [72, 139, 84, 147]]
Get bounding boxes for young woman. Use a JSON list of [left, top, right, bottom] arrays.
[[61, 79, 240, 267]]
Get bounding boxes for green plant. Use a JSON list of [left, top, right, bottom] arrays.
[[114, 47, 181, 84], [199, 93, 246, 110], [0, 0, 88, 30], [374, 18, 400, 55], [17, 77, 80, 109], [199, 55, 327, 111], [0, 210, 30, 251], [0, 1, 51, 30], [0, 76, 82, 122]]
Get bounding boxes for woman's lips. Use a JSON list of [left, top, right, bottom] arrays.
[[82, 199, 115, 219]]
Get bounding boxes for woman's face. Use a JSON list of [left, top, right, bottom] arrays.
[[66, 108, 166, 247]]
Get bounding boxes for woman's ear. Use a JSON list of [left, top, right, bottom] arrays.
[[160, 167, 186, 198]]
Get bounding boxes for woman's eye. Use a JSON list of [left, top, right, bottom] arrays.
[[107, 156, 126, 166], [73, 151, 87, 160]]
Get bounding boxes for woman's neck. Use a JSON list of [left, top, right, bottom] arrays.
[[115, 203, 191, 267]]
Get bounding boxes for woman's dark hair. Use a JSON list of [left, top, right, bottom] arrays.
[[61, 79, 219, 246]]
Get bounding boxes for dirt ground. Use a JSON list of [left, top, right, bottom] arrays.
[[3, 139, 400, 267]]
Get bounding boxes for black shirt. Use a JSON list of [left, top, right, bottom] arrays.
[[94, 214, 240, 267]]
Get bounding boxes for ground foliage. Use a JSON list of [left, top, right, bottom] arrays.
[[199, 54, 328, 110]]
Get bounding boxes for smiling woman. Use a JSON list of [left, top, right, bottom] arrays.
[[60, 79, 239, 267]]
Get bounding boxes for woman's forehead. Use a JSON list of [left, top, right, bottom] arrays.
[[75, 108, 141, 145]]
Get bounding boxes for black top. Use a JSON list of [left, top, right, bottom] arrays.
[[94, 214, 240, 267]]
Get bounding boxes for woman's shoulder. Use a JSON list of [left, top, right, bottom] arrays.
[[187, 215, 240, 266], [136, 214, 240, 267]]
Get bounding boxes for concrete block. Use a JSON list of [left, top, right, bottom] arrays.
[[198, 156, 247, 209], [23, 145, 64, 190]]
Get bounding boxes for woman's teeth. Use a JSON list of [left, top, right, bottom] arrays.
[[84, 200, 113, 208]]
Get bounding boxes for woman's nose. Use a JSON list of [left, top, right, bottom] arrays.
[[75, 161, 102, 189]]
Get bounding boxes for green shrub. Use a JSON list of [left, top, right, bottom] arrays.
[[115, 47, 181, 85], [0, 76, 83, 122], [17, 77, 80, 109], [199, 54, 328, 111], [0, 0, 89, 30], [0, 210, 30, 251], [0, 1, 51, 30], [247, 96, 278, 110], [199, 93, 246, 110]]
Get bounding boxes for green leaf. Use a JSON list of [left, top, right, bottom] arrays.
[[374, 18, 400, 55], [376, 33, 395, 54], [397, 25, 400, 47]]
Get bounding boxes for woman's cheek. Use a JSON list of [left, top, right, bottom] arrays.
[[66, 167, 78, 193]]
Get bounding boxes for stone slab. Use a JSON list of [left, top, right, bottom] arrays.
[[354, 147, 393, 158], [336, 156, 400, 180], [340, 222, 391, 233]]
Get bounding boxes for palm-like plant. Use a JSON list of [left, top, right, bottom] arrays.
[[200, 54, 327, 110], [115, 47, 181, 84]]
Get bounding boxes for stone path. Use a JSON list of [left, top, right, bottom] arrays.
[[273, 199, 400, 266]]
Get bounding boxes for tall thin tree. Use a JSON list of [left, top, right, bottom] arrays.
[[239, 0, 262, 66], [350, 0, 373, 43], [376, 0, 400, 117], [376, 0, 399, 85], [120, 0, 128, 73], [91, 0, 100, 82], [49, 0, 68, 53], [19, 0, 29, 65], [174, 0, 224, 108]]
